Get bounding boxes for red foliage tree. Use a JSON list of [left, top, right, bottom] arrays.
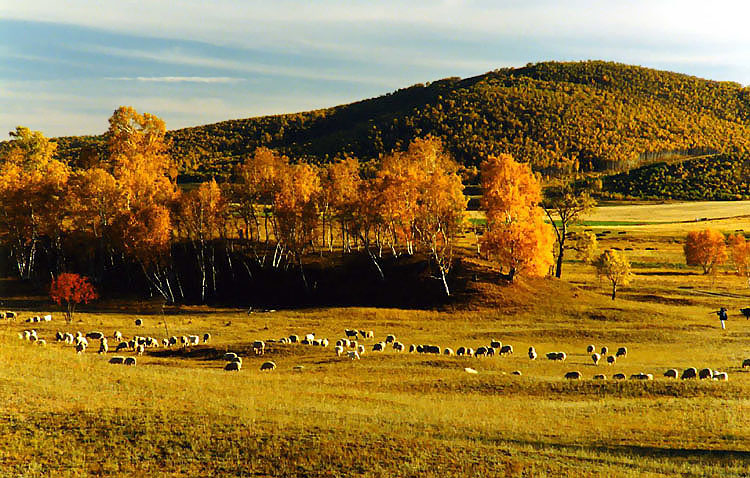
[[49, 273, 98, 322]]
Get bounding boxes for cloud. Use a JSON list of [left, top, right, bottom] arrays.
[[105, 76, 244, 83]]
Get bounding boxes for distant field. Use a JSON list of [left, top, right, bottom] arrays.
[[3, 200, 750, 476]]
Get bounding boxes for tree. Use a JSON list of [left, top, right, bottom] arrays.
[[728, 234, 750, 286], [683, 229, 727, 274], [49, 273, 98, 322], [543, 183, 596, 278], [480, 154, 554, 282], [571, 231, 598, 264], [594, 249, 633, 300]]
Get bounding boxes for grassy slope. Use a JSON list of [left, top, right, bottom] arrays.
[[3, 204, 750, 476]]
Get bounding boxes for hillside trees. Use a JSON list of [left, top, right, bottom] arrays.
[[543, 183, 595, 278], [0, 127, 70, 279], [727, 234, 750, 285], [480, 154, 554, 282], [683, 229, 727, 274]]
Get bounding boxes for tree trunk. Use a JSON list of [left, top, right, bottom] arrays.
[[555, 242, 564, 278], [611, 283, 617, 300], [499, 267, 516, 282]]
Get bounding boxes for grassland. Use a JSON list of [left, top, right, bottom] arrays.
[[3, 201, 750, 477]]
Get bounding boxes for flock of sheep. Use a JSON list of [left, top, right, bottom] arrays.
[[5, 311, 745, 382]]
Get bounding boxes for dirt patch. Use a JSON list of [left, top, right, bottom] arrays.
[[620, 293, 696, 306]]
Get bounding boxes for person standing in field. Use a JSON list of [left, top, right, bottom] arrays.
[[716, 307, 728, 329]]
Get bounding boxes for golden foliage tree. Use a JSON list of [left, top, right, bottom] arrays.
[[594, 249, 633, 300], [480, 154, 554, 282], [727, 234, 750, 285], [683, 229, 727, 274], [543, 183, 596, 278]]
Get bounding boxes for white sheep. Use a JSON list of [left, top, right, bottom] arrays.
[[613, 373, 626, 380], [347, 351, 360, 360], [162, 338, 169, 347], [385, 334, 396, 344], [36, 339, 46, 346], [444, 347, 454, 356], [252, 340, 266, 355], [114, 331, 123, 341], [600, 346, 608, 356], [606, 355, 616, 365], [464, 367, 478, 374], [681, 367, 698, 380], [466, 347, 475, 356], [713, 371, 728, 381], [115, 341, 129, 352], [392, 341, 405, 352], [321, 338, 329, 347], [203, 333, 211, 343], [499, 345, 513, 356], [289, 335, 299, 343], [593, 374, 606, 380], [335, 345, 344, 356], [357, 344, 365, 355], [124, 357, 136, 366], [742, 359, 750, 368], [409, 344, 416, 353], [64, 332, 74, 344], [135, 344, 145, 355], [109, 356, 126, 364], [698, 368, 713, 380], [225, 361, 241, 371], [591, 353, 601, 365], [188, 335, 200, 345], [98, 338, 109, 354], [564, 371, 582, 380], [586, 344, 595, 354], [75, 342, 86, 354], [305, 333, 315, 342], [42, 314, 52, 322], [372, 342, 385, 352], [223, 352, 238, 361], [490, 340, 502, 349], [55, 331, 64, 341], [345, 329, 358, 339], [528, 346, 537, 360], [615, 347, 627, 358], [86, 331, 104, 340]]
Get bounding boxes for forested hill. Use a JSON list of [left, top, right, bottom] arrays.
[[45, 61, 750, 182]]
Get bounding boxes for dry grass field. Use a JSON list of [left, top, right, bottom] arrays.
[[3, 201, 750, 477]]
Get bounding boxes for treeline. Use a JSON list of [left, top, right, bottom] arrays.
[[602, 153, 750, 200], [39, 60, 750, 183], [0, 110, 467, 305]]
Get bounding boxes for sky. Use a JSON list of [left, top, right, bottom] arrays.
[[2, 0, 750, 137]]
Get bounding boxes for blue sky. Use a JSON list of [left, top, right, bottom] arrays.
[[2, 0, 750, 137]]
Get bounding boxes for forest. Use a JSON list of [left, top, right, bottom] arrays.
[[25, 60, 750, 197]]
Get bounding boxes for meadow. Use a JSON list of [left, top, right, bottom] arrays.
[[2, 201, 750, 477]]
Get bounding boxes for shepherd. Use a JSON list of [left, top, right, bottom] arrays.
[[716, 307, 728, 329]]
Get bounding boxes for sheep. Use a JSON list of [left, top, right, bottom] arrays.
[[356, 344, 365, 355], [55, 331, 64, 341], [486, 347, 495, 357], [423, 345, 441, 354], [0, 312, 4, 319], [289, 335, 299, 343], [313, 339, 323, 346], [591, 353, 601, 365], [475, 346, 488, 357], [75, 342, 86, 354], [162, 338, 169, 347], [36, 339, 46, 346], [613, 373, 626, 380], [606, 355, 616, 366], [586, 344, 595, 354], [134, 318, 143, 326], [593, 374, 607, 380], [490, 340, 502, 349], [466, 347, 475, 356], [64, 333, 74, 344], [528, 346, 537, 360], [409, 344, 416, 353], [334, 345, 344, 356], [260, 361, 276, 371], [385, 334, 396, 344], [392, 341, 405, 352], [345, 329, 358, 339], [42, 314, 51, 322], [363, 330, 374, 339], [124, 357, 136, 366], [168, 336, 178, 347], [742, 359, 750, 368], [304, 333, 315, 342], [713, 371, 728, 381], [279, 337, 289, 344], [98, 338, 109, 354], [698, 368, 713, 380], [681, 367, 698, 380], [109, 356, 126, 364], [114, 331, 123, 342], [564, 371, 582, 380], [223, 352, 238, 361], [546, 352, 566, 361], [321, 338, 329, 348], [600, 346, 608, 356], [114, 341, 129, 352], [300, 338, 311, 345], [444, 347, 454, 356], [664, 369, 679, 379], [372, 342, 385, 352], [188, 335, 200, 346], [203, 333, 211, 343], [348, 340, 358, 349], [630, 373, 653, 380], [615, 347, 628, 358], [456, 347, 466, 356], [347, 351, 360, 360], [247, 340, 264, 355], [6, 311, 16, 320], [180, 336, 188, 347], [135, 344, 145, 355], [499, 345, 513, 356], [231, 356, 242, 364], [85, 331, 104, 340], [75, 336, 88, 348], [464, 368, 478, 374], [225, 361, 241, 371]]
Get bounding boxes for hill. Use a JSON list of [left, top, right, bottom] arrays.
[[37, 61, 750, 187]]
